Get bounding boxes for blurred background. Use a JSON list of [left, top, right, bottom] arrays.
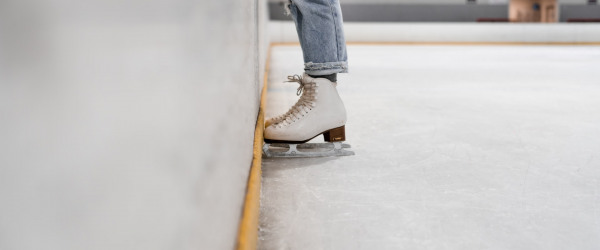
[[269, 0, 600, 43], [270, 0, 600, 23], [0, 0, 598, 250]]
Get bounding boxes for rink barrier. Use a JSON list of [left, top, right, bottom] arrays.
[[236, 45, 270, 250], [272, 41, 600, 46], [270, 21, 600, 44]]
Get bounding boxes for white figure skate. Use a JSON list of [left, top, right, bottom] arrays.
[[263, 74, 355, 158]]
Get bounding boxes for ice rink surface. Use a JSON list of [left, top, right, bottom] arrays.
[[259, 45, 600, 250]]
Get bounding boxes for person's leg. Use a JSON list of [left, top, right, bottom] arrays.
[[287, 0, 347, 82], [264, 0, 349, 147]]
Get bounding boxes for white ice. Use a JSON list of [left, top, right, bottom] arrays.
[[259, 45, 600, 250]]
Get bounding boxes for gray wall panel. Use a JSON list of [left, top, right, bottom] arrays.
[[270, 3, 509, 22], [560, 5, 600, 21], [0, 0, 268, 249], [342, 4, 509, 22], [270, 2, 600, 22]]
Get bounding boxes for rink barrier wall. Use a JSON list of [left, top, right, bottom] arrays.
[[0, 0, 268, 249], [272, 41, 600, 46], [270, 21, 600, 44], [236, 45, 270, 250]]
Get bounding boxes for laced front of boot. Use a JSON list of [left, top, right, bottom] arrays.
[[273, 74, 318, 129], [266, 75, 304, 126]]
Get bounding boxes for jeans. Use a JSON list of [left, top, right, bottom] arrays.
[[287, 0, 348, 75]]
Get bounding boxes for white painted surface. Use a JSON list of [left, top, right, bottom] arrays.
[[259, 45, 600, 250], [268, 0, 584, 4], [270, 21, 600, 43], [0, 1, 267, 249]]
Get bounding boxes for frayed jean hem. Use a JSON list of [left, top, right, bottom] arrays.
[[304, 61, 348, 75]]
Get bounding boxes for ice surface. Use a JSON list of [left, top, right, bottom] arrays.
[[259, 45, 600, 250]]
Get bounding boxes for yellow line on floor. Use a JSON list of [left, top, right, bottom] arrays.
[[236, 44, 271, 250], [271, 41, 600, 46]]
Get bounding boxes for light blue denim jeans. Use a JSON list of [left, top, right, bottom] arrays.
[[287, 0, 348, 75]]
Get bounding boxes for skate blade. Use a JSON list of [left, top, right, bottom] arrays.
[[263, 142, 355, 158]]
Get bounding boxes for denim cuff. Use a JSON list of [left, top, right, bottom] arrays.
[[304, 61, 348, 75]]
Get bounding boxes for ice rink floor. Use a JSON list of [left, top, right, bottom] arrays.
[[259, 45, 600, 250]]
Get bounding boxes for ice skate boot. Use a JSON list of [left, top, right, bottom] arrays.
[[263, 74, 354, 158]]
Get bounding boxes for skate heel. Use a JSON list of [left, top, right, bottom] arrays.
[[323, 126, 346, 142]]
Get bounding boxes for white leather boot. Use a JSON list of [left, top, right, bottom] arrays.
[[264, 73, 347, 143]]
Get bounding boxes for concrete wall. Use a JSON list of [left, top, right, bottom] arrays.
[[0, 1, 267, 250]]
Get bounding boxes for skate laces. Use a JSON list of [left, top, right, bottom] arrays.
[[274, 75, 318, 128], [286, 74, 306, 96]]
